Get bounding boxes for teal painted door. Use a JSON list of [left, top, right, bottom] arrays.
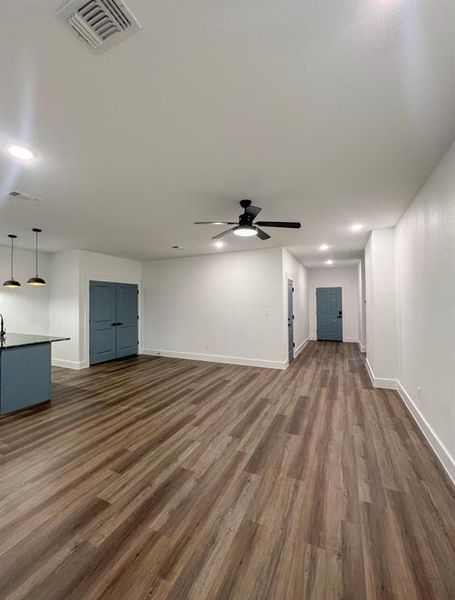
[[316, 287, 342, 341], [90, 281, 138, 365], [90, 282, 117, 364], [288, 279, 294, 360], [116, 284, 139, 358]]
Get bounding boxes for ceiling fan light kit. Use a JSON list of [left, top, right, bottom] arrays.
[[194, 199, 301, 242], [233, 226, 258, 237]]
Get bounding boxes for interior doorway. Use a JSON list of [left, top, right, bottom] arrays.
[[89, 281, 139, 365]]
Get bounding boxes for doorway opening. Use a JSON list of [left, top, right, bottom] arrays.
[[89, 281, 139, 365]]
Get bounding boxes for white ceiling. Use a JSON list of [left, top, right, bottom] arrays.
[[0, 0, 454, 267]]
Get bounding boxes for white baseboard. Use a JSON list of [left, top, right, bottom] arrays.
[[365, 357, 454, 485], [142, 348, 287, 370], [294, 338, 309, 358], [52, 358, 87, 370], [365, 358, 398, 389], [309, 335, 359, 344], [395, 381, 454, 484], [357, 340, 366, 353]]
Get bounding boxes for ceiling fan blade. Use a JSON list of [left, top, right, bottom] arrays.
[[212, 228, 235, 239], [255, 221, 301, 228], [194, 221, 237, 225], [244, 205, 262, 219], [255, 227, 271, 240]]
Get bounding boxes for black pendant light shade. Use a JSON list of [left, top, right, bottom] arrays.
[[27, 228, 46, 286], [3, 234, 21, 287]]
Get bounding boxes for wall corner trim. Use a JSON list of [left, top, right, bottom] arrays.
[[365, 357, 454, 485], [141, 349, 288, 370], [365, 358, 397, 389], [294, 338, 309, 358]]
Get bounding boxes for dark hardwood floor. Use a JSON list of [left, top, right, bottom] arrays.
[[0, 341, 453, 600]]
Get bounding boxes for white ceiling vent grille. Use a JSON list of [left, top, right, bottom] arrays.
[[56, 0, 141, 52], [8, 191, 44, 204]]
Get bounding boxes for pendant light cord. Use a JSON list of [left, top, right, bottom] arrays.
[[35, 230, 39, 276], [10, 237, 14, 279]]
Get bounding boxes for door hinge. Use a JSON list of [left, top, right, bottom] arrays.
[[292, 287, 295, 292], [293, 342, 296, 347], [293, 315, 295, 320]]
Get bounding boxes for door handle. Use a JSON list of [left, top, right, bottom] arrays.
[[117, 322, 123, 326], [111, 322, 118, 326]]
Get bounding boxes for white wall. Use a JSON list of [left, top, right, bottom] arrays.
[[357, 259, 366, 352], [49, 250, 81, 367], [365, 228, 397, 383], [282, 249, 309, 356], [49, 249, 142, 368], [308, 266, 359, 343], [394, 142, 455, 480], [142, 247, 286, 368], [0, 246, 50, 336], [365, 237, 374, 364], [78, 251, 142, 368]]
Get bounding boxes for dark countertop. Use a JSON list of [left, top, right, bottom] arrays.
[[0, 333, 70, 349]]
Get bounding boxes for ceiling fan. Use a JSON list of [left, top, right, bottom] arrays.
[[194, 199, 301, 240]]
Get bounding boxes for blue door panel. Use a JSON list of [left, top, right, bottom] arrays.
[[90, 282, 117, 364], [90, 281, 138, 365], [116, 284, 139, 358], [287, 280, 294, 361], [316, 287, 342, 341]]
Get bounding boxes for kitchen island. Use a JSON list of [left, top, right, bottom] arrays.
[[0, 334, 69, 415]]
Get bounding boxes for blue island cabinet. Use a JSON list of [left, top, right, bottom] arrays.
[[0, 334, 69, 416]]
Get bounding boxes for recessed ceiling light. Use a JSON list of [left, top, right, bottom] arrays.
[[350, 223, 362, 232], [319, 244, 329, 251], [7, 145, 36, 161], [214, 241, 224, 248], [326, 259, 333, 265]]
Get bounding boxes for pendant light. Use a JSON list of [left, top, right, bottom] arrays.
[[27, 228, 46, 286], [3, 234, 21, 287]]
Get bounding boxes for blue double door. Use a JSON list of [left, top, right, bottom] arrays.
[[90, 281, 139, 365], [316, 287, 343, 341]]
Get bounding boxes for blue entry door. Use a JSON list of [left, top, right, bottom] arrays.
[[316, 287, 342, 341], [90, 281, 139, 365]]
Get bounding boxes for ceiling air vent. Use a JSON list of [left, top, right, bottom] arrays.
[[8, 191, 44, 204], [56, 0, 141, 52]]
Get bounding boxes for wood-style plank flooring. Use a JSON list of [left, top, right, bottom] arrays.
[[0, 341, 454, 600]]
